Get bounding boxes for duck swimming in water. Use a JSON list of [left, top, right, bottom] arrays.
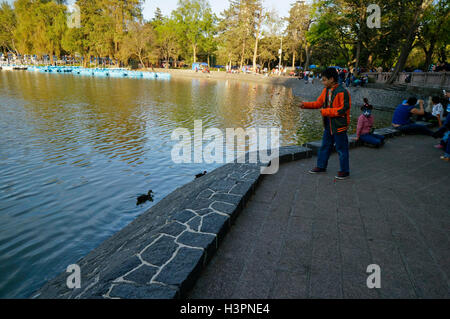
[[137, 190, 154, 206], [195, 171, 207, 179]]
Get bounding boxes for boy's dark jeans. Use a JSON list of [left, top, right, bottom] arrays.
[[397, 123, 434, 136], [317, 129, 350, 173]]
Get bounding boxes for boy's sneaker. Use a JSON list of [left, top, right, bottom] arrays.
[[309, 167, 326, 174], [434, 144, 444, 149], [335, 171, 350, 180], [440, 156, 450, 162]]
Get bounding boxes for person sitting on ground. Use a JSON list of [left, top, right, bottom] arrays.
[[418, 96, 444, 126], [430, 96, 444, 126], [354, 98, 385, 147], [391, 97, 434, 135], [443, 90, 450, 117], [432, 110, 450, 161]]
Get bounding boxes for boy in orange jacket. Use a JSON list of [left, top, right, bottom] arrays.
[[299, 67, 352, 180]]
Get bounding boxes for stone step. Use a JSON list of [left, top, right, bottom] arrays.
[[305, 126, 402, 155]]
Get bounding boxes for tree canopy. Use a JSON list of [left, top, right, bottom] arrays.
[[0, 0, 447, 72]]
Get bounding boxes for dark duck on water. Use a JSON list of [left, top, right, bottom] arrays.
[[136, 190, 154, 206], [195, 171, 207, 179]]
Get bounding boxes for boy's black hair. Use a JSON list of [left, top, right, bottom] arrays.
[[321, 68, 339, 82], [407, 97, 418, 106], [432, 96, 440, 104]]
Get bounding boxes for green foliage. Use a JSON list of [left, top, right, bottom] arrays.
[[0, 2, 16, 53], [0, 0, 445, 70]]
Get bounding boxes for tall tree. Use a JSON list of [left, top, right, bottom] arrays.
[[119, 21, 156, 67], [0, 2, 17, 54], [173, 0, 214, 64], [285, 0, 311, 69], [386, 0, 433, 84], [416, 1, 450, 69], [154, 17, 181, 67]]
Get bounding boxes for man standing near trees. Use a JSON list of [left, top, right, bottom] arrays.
[[299, 67, 352, 180]]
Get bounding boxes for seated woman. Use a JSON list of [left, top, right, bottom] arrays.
[[432, 109, 450, 161], [354, 98, 385, 147]]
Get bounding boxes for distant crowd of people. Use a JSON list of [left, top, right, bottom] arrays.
[[431, 62, 450, 72]]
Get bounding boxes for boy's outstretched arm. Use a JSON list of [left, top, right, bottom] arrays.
[[299, 89, 326, 109]]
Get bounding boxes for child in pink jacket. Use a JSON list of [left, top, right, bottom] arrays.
[[354, 98, 385, 147]]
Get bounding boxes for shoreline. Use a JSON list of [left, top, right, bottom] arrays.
[[151, 68, 447, 111]]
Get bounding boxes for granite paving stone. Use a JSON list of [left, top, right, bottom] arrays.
[[177, 231, 216, 251], [200, 213, 229, 235], [158, 222, 187, 237], [123, 264, 159, 284], [140, 235, 178, 267], [155, 247, 204, 288], [186, 216, 201, 231], [172, 210, 197, 223]]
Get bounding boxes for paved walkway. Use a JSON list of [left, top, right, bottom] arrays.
[[188, 135, 450, 299]]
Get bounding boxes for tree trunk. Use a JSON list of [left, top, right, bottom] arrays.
[[240, 40, 245, 69], [193, 45, 197, 64], [423, 38, 436, 69], [304, 45, 311, 71], [139, 54, 145, 69], [11, 39, 18, 56], [386, 0, 432, 84], [292, 51, 296, 69], [299, 43, 303, 67], [439, 46, 447, 63], [354, 40, 361, 72], [252, 37, 259, 71], [253, 7, 263, 72], [386, 37, 415, 84]]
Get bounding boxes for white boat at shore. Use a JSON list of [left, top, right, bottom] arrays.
[[0, 65, 28, 71]]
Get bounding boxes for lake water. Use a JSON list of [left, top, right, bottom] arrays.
[[0, 71, 394, 298]]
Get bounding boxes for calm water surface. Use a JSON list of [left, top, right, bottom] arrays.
[[0, 71, 393, 298]]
